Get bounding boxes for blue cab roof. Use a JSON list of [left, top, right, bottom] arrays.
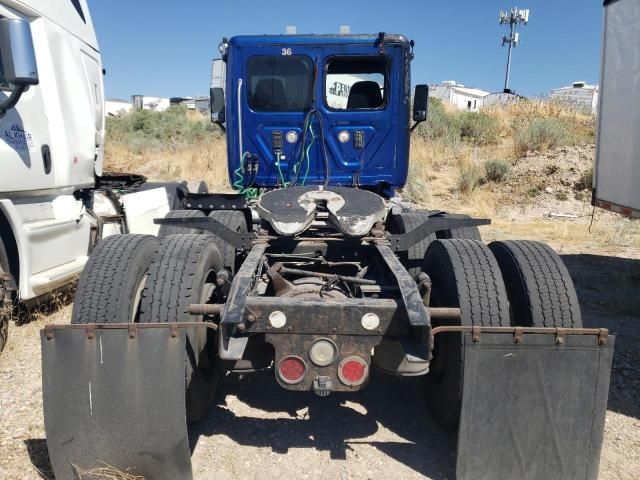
[[228, 33, 410, 47]]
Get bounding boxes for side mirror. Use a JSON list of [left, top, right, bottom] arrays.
[[0, 18, 38, 116], [210, 58, 226, 126], [210, 87, 225, 123], [412, 84, 428, 123]]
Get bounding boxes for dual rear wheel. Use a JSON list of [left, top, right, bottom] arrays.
[[421, 238, 582, 427], [72, 233, 225, 421]]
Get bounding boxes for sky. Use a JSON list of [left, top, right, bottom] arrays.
[[89, 0, 603, 100]]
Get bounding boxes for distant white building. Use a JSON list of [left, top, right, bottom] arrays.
[[105, 99, 132, 116], [483, 91, 524, 107], [131, 95, 171, 112], [550, 81, 599, 113], [429, 81, 489, 112], [170, 96, 211, 114]]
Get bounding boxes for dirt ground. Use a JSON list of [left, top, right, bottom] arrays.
[[0, 237, 638, 480]]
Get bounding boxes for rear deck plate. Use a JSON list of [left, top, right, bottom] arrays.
[[456, 332, 614, 480], [41, 327, 192, 480]]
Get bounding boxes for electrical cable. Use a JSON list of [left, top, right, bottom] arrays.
[[313, 110, 331, 186]]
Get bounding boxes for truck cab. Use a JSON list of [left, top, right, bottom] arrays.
[[213, 33, 425, 197], [0, 0, 172, 346]]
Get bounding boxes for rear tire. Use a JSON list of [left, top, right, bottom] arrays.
[[208, 210, 249, 273], [0, 313, 7, 353], [489, 240, 582, 328], [157, 209, 205, 237], [71, 234, 158, 324], [435, 213, 482, 241], [422, 239, 509, 427], [139, 234, 223, 421], [0, 237, 10, 353], [389, 211, 437, 278]]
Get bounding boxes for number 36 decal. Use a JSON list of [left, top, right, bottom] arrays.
[[281, 48, 292, 55]]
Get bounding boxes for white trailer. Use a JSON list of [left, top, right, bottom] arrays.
[[594, 0, 640, 218], [0, 0, 183, 352]]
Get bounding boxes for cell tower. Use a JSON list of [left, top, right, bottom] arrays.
[[499, 7, 530, 93]]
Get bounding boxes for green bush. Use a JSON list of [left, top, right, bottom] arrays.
[[459, 112, 500, 145], [457, 165, 483, 194], [419, 97, 462, 144], [555, 191, 569, 201], [484, 159, 510, 182], [105, 105, 217, 152], [527, 186, 542, 197], [574, 167, 593, 190], [513, 117, 572, 156]]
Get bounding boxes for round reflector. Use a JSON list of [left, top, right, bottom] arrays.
[[308, 338, 337, 367], [278, 356, 306, 384], [338, 356, 369, 386]]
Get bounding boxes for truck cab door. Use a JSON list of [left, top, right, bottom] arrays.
[[316, 53, 397, 187]]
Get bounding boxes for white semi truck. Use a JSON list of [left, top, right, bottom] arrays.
[[594, 0, 640, 218], [0, 0, 184, 352]]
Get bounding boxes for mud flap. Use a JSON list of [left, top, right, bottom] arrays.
[[41, 327, 193, 480], [456, 332, 614, 480]]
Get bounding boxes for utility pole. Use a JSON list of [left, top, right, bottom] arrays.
[[499, 7, 530, 93]]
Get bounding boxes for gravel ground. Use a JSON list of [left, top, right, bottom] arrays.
[[0, 250, 638, 480]]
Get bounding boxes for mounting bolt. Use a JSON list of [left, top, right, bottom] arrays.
[[247, 314, 256, 323]]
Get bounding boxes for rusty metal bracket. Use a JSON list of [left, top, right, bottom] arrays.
[[513, 327, 524, 344], [598, 328, 609, 345], [472, 325, 481, 343], [45, 326, 55, 340], [128, 324, 137, 339], [169, 323, 179, 338], [431, 325, 610, 346], [86, 325, 96, 340]]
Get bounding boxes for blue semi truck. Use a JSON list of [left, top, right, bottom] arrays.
[[41, 32, 614, 480]]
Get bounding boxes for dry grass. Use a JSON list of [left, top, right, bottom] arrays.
[[73, 462, 144, 480], [105, 137, 230, 192]]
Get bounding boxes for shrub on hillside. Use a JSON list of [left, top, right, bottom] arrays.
[[419, 97, 462, 144], [574, 167, 594, 190], [457, 165, 483, 194], [484, 159, 510, 182], [513, 117, 571, 156], [459, 112, 500, 145], [106, 105, 218, 152]]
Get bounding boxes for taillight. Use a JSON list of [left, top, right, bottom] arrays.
[[278, 356, 306, 384], [337, 356, 369, 387]]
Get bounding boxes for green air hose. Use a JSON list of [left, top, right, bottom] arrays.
[[301, 118, 315, 186], [234, 152, 259, 198]]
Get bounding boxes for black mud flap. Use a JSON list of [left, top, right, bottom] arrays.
[[456, 332, 614, 480], [41, 327, 193, 480]]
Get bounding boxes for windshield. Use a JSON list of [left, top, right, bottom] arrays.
[[247, 55, 313, 112]]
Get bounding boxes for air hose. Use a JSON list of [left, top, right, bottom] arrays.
[[234, 152, 259, 198]]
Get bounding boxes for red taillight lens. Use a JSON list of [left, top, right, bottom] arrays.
[[278, 356, 306, 384], [338, 356, 369, 386], [342, 361, 365, 382]]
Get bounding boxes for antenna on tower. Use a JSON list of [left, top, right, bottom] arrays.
[[498, 7, 530, 93]]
